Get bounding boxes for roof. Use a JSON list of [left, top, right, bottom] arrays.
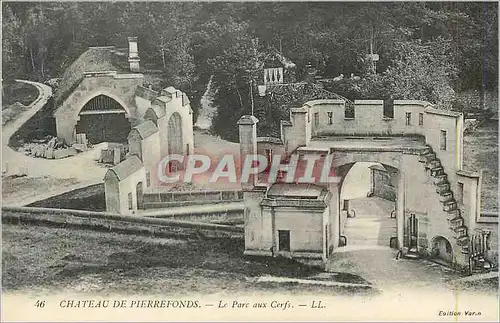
[[55, 47, 126, 105], [146, 104, 166, 119], [135, 85, 159, 101], [267, 183, 324, 199], [163, 86, 177, 95], [129, 120, 158, 139], [154, 96, 172, 104], [261, 49, 296, 69], [106, 156, 143, 181]]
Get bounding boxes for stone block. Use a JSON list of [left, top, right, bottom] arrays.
[[54, 148, 78, 159], [72, 143, 86, 152], [46, 148, 55, 159]]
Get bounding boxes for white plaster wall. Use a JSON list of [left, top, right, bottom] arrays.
[[141, 131, 161, 186], [274, 208, 323, 252], [117, 167, 147, 215]]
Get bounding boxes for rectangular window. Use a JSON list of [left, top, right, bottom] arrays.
[[314, 112, 319, 126], [146, 172, 151, 187], [383, 99, 394, 118], [128, 192, 133, 210], [327, 112, 333, 125], [405, 112, 411, 125], [457, 182, 464, 204], [278, 230, 291, 251], [440, 130, 447, 150], [345, 104, 355, 119], [419, 113, 424, 126]]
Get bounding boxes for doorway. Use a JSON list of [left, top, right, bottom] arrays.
[[278, 230, 291, 251]]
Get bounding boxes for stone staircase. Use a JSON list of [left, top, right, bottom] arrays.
[[419, 144, 470, 254]]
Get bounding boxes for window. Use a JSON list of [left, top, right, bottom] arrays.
[[383, 99, 394, 118], [278, 230, 291, 251], [345, 104, 355, 119], [128, 192, 133, 210], [457, 182, 464, 204], [327, 112, 333, 125], [307, 111, 311, 123], [440, 130, 447, 150], [314, 112, 319, 127], [419, 113, 424, 126], [405, 112, 411, 125], [146, 172, 151, 187]]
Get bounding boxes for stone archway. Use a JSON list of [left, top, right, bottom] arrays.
[[76, 94, 130, 144], [430, 236, 454, 263], [336, 161, 399, 248]]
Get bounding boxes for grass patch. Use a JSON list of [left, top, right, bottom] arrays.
[[2, 102, 30, 126], [2, 81, 39, 108], [8, 96, 57, 149], [463, 120, 499, 211], [1, 224, 373, 296], [27, 183, 105, 211]]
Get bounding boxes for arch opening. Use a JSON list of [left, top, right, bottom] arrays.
[[430, 236, 454, 263], [76, 94, 131, 144], [337, 162, 399, 248]]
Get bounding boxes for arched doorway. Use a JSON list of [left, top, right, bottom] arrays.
[[76, 95, 130, 144], [338, 162, 398, 248], [430, 236, 453, 263]]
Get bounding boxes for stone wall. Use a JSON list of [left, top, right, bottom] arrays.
[[54, 72, 144, 144]]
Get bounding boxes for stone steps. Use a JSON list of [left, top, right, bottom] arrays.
[[421, 145, 469, 255]]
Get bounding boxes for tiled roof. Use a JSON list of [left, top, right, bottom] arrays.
[[106, 156, 143, 181], [130, 120, 158, 139]]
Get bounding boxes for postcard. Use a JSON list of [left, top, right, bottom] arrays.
[[2, 1, 498, 321]]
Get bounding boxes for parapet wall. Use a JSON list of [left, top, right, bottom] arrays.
[[280, 99, 464, 173]]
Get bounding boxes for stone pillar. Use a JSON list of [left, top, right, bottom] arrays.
[[238, 115, 259, 190], [128, 36, 140, 72], [328, 182, 341, 250], [396, 170, 405, 250]]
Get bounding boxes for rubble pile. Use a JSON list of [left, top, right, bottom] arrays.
[[19, 135, 87, 159]]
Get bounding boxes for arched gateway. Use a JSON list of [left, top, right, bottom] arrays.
[[76, 94, 131, 144]]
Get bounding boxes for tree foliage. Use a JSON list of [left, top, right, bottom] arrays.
[[2, 2, 497, 138]]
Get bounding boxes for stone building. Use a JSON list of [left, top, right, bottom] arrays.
[[53, 37, 194, 154], [54, 37, 195, 214], [238, 98, 498, 269]]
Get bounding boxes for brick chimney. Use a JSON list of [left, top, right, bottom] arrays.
[[128, 37, 140, 72]]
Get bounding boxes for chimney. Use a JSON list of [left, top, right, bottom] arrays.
[[128, 36, 140, 72]]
